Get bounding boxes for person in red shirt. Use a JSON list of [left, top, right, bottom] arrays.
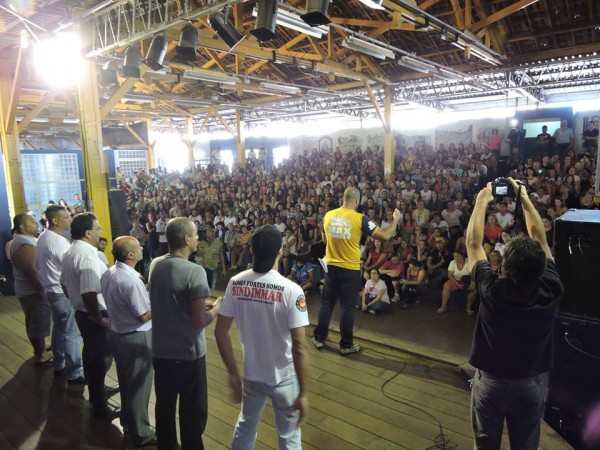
[[362, 239, 388, 281], [378, 253, 405, 302], [483, 214, 504, 244]]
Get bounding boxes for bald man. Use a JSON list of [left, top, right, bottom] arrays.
[[101, 237, 155, 447], [312, 187, 401, 356]]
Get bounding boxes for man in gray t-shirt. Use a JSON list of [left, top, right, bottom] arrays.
[[148, 217, 221, 450]]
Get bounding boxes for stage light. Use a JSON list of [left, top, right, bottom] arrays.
[[145, 35, 168, 70], [123, 45, 141, 78], [175, 24, 198, 62], [301, 0, 331, 27], [99, 60, 119, 86], [33, 32, 83, 88], [251, 0, 278, 42], [209, 11, 245, 50]]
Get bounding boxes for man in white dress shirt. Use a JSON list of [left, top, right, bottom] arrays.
[[36, 205, 84, 383], [101, 236, 155, 447], [61, 213, 120, 419]]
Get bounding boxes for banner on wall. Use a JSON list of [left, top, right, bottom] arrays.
[[435, 125, 473, 149], [394, 132, 431, 150]]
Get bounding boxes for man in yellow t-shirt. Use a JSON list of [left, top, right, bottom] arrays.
[[312, 187, 400, 355]]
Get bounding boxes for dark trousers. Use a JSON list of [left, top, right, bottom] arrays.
[[153, 357, 208, 450], [313, 265, 361, 349], [110, 330, 154, 446], [74, 310, 112, 409], [204, 268, 217, 289]]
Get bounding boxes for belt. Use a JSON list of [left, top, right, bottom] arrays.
[[478, 370, 545, 384]]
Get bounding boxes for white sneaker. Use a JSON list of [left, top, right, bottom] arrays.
[[391, 294, 400, 303]]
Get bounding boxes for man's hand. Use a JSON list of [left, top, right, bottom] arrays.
[[207, 296, 222, 311], [92, 316, 111, 328], [476, 182, 495, 205], [228, 373, 242, 403], [392, 208, 401, 222], [507, 177, 527, 199], [291, 394, 309, 427]]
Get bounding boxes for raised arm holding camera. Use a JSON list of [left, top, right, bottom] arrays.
[[465, 177, 564, 450]]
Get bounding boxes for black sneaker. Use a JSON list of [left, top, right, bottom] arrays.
[[67, 376, 86, 385]]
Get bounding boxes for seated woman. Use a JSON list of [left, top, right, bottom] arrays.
[[231, 225, 251, 270], [362, 239, 388, 281], [360, 269, 390, 315], [483, 214, 503, 245], [437, 250, 470, 314], [400, 259, 427, 307]]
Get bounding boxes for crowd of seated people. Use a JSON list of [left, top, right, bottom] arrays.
[[77, 133, 597, 316]]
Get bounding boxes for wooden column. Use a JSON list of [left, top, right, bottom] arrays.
[[0, 64, 27, 216], [75, 59, 113, 255], [186, 117, 195, 167], [235, 110, 245, 169], [383, 87, 395, 181]]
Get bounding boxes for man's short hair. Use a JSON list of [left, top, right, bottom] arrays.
[[112, 237, 138, 262], [99, 237, 108, 244], [71, 213, 97, 240], [503, 237, 546, 285], [13, 213, 32, 232], [343, 187, 360, 203], [166, 217, 195, 250], [45, 205, 67, 225]]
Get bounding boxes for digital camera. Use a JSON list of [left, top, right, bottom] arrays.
[[491, 177, 515, 198]]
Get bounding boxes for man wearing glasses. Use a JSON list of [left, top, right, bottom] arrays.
[[61, 213, 120, 419]]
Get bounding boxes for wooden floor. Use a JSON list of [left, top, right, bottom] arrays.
[[0, 295, 570, 450]]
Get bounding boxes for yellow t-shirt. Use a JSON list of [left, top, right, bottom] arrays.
[[324, 207, 378, 270]]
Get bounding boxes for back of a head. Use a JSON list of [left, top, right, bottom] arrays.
[[251, 224, 282, 273], [503, 237, 546, 285], [71, 213, 97, 240], [166, 217, 194, 250], [343, 187, 360, 204]]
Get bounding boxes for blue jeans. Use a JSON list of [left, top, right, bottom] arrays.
[[471, 369, 548, 450], [232, 377, 301, 450], [47, 292, 83, 380], [368, 301, 390, 314], [205, 268, 217, 289], [314, 265, 361, 349]]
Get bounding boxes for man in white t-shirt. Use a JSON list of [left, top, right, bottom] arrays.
[[495, 203, 515, 230], [155, 211, 168, 256], [441, 201, 463, 229], [37, 205, 84, 383], [215, 225, 309, 449]]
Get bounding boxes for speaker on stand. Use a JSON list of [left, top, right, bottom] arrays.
[[107, 190, 130, 239]]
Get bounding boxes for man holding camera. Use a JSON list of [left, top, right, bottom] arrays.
[[466, 177, 563, 450]]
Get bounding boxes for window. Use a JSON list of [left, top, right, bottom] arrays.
[[21, 152, 83, 218]]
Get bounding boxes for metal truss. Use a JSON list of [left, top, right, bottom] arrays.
[[84, 0, 244, 57]]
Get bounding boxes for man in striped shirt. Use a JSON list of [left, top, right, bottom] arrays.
[[101, 236, 155, 447]]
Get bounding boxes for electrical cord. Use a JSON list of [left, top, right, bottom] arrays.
[[564, 332, 600, 360], [321, 337, 456, 449]]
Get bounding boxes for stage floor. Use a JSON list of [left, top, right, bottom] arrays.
[[0, 294, 570, 449]]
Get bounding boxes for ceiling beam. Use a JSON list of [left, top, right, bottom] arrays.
[[100, 66, 148, 119], [124, 123, 151, 150], [5, 45, 26, 134], [470, 0, 540, 33], [17, 90, 59, 133]]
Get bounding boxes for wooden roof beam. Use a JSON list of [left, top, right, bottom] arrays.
[[470, 0, 540, 33]]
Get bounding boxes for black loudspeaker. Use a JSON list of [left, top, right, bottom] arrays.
[[554, 210, 600, 321], [107, 190, 130, 239], [545, 315, 600, 449]]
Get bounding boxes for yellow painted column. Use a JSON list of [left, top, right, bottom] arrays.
[[145, 120, 155, 169], [75, 59, 113, 258], [0, 66, 27, 216], [186, 117, 195, 167], [236, 110, 245, 169], [383, 87, 395, 181]]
